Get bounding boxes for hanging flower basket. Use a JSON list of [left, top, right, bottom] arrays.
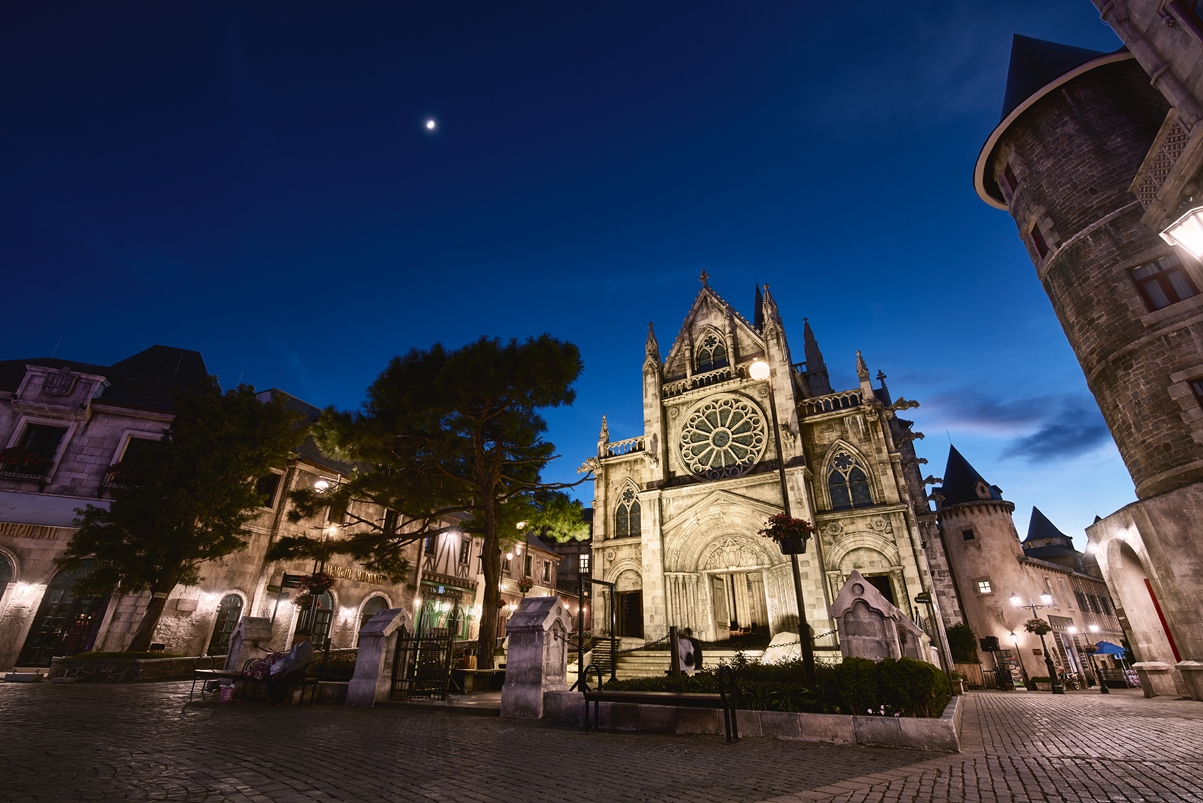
[[517, 578, 534, 593], [1024, 618, 1052, 636], [293, 571, 335, 609], [758, 513, 816, 555]]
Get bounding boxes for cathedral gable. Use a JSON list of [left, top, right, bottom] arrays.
[[662, 287, 763, 381]]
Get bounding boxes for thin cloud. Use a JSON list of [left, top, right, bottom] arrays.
[[1000, 399, 1111, 461]]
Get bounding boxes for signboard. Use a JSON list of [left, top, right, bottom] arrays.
[[914, 592, 932, 604], [281, 573, 305, 589]]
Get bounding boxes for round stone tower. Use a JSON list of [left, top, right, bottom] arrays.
[[975, 37, 1200, 500]]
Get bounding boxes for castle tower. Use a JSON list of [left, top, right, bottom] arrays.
[[975, 33, 1203, 695]]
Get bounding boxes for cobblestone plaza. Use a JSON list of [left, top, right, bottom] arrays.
[[2, 683, 1201, 802]]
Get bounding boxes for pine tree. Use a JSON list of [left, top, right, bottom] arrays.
[[272, 335, 585, 669]]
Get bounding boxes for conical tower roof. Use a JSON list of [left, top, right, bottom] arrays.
[[937, 445, 1004, 506], [1000, 35, 1109, 121]]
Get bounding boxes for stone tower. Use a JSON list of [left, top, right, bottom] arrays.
[[585, 278, 953, 668], [975, 33, 1203, 697]]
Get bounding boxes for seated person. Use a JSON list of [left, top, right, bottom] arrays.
[[267, 628, 314, 704]]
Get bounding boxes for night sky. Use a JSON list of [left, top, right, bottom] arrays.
[[2, 2, 1132, 543]]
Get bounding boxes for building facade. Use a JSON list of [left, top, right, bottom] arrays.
[[0, 348, 555, 669], [934, 446, 1124, 686], [584, 278, 955, 665], [974, 25, 1203, 698]]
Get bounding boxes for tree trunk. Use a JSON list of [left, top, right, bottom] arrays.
[[476, 501, 501, 670], [126, 578, 175, 652]]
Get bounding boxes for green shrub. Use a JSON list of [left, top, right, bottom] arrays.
[[66, 651, 185, 660], [946, 622, 979, 664], [601, 654, 951, 718]]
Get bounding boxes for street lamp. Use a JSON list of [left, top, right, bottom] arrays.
[[749, 358, 816, 683], [1161, 205, 1203, 258], [1081, 624, 1109, 695], [1010, 592, 1064, 694]]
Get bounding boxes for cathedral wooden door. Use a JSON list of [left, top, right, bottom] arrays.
[[710, 575, 729, 637]]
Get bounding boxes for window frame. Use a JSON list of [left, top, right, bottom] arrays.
[[975, 578, 993, 595], [961, 529, 976, 542], [254, 470, 284, 510], [1131, 254, 1199, 312], [614, 486, 641, 538], [2, 416, 78, 482], [1029, 222, 1049, 259], [827, 449, 874, 511], [694, 329, 730, 374], [458, 538, 471, 565]]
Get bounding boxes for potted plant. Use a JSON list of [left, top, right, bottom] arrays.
[[517, 578, 534, 594], [757, 513, 816, 555], [293, 570, 335, 609], [950, 670, 967, 695]]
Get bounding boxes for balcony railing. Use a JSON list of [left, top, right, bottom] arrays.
[[602, 437, 644, 458], [662, 365, 741, 399], [800, 389, 863, 416]]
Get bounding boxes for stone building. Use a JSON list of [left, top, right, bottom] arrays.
[[974, 24, 1203, 698], [583, 277, 955, 665], [0, 348, 438, 669], [933, 446, 1124, 686]]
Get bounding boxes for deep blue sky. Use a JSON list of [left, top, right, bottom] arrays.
[[2, 2, 1133, 543]]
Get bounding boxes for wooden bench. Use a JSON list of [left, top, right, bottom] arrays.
[[579, 664, 739, 742], [190, 668, 318, 705]]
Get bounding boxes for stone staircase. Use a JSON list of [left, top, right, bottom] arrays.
[[610, 648, 765, 680]]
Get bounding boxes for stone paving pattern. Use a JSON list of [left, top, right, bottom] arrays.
[[1, 683, 1201, 802]]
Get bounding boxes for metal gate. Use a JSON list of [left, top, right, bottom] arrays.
[[389, 599, 461, 701]]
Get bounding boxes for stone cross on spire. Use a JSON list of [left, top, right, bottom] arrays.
[[699, 269, 710, 287]]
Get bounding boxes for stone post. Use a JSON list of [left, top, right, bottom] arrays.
[[345, 608, 414, 706], [1176, 661, 1203, 701], [222, 617, 273, 672], [1133, 661, 1182, 698], [500, 596, 572, 719]]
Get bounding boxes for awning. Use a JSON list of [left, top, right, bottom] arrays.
[[1094, 641, 1126, 656]]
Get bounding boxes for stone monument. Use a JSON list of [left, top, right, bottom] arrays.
[[500, 596, 573, 720], [345, 608, 414, 706], [222, 616, 273, 672], [829, 571, 929, 662]]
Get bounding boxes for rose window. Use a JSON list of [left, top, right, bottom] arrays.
[[679, 395, 767, 479]]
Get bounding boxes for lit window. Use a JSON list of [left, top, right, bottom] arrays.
[[1131, 254, 1198, 311], [541, 560, 551, 583], [458, 539, 470, 565], [828, 451, 873, 510], [976, 579, 992, 594], [615, 487, 641, 537], [579, 553, 590, 573], [424, 537, 436, 556], [695, 332, 729, 373], [961, 529, 976, 542]]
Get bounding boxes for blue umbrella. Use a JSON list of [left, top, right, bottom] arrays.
[[1095, 641, 1126, 655]]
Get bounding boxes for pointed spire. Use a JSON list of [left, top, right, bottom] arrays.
[[645, 322, 660, 362], [599, 415, 609, 443], [855, 350, 870, 382], [803, 318, 826, 371], [936, 445, 1004, 506], [1024, 507, 1072, 545], [754, 284, 764, 331], [699, 269, 710, 287], [760, 284, 780, 332]]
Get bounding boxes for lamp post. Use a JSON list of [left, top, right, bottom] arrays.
[[1009, 631, 1030, 689], [1161, 205, 1203, 258], [1010, 592, 1063, 694], [1081, 624, 1109, 695], [750, 359, 816, 684]]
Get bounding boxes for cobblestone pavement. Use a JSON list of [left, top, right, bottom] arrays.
[[1, 683, 1201, 802], [770, 689, 1203, 803]]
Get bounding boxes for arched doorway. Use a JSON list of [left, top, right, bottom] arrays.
[[1109, 540, 1179, 663], [18, 561, 108, 666], [308, 591, 334, 647], [0, 554, 12, 588], [358, 595, 389, 634], [206, 594, 244, 656]]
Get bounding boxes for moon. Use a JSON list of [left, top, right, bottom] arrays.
[[425, 119, 436, 131]]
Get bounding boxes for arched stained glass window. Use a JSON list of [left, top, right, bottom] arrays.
[[615, 487, 641, 538], [695, 332, 729, 373], [828, 451, 873, 510]]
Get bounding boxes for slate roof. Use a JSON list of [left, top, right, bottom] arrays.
[[254, 388, 359, 477], [935, 445, 1003, 506], [0, 345, 209, 413], [1000, 35, 1109, 121]]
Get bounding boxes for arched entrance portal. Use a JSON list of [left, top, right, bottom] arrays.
[[692, 535, 774, 644], [1109, 540, 1180, 663], [18, 561, 108, 667]]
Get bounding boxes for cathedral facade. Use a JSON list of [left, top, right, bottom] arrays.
[[584, 279, 956, 664]]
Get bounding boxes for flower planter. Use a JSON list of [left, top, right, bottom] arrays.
[[777, 535, 808, 555]]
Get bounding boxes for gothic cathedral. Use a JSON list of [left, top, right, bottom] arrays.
[[584, 278, 958, 662]]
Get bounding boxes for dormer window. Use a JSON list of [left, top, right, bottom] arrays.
[[975, 481, 993, 500], [695, 332, 729, 373]]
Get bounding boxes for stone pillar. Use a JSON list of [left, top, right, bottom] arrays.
[[500, 596, 573, 719], [222, 617, 273, 672], [345, 608, 414, 706]]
